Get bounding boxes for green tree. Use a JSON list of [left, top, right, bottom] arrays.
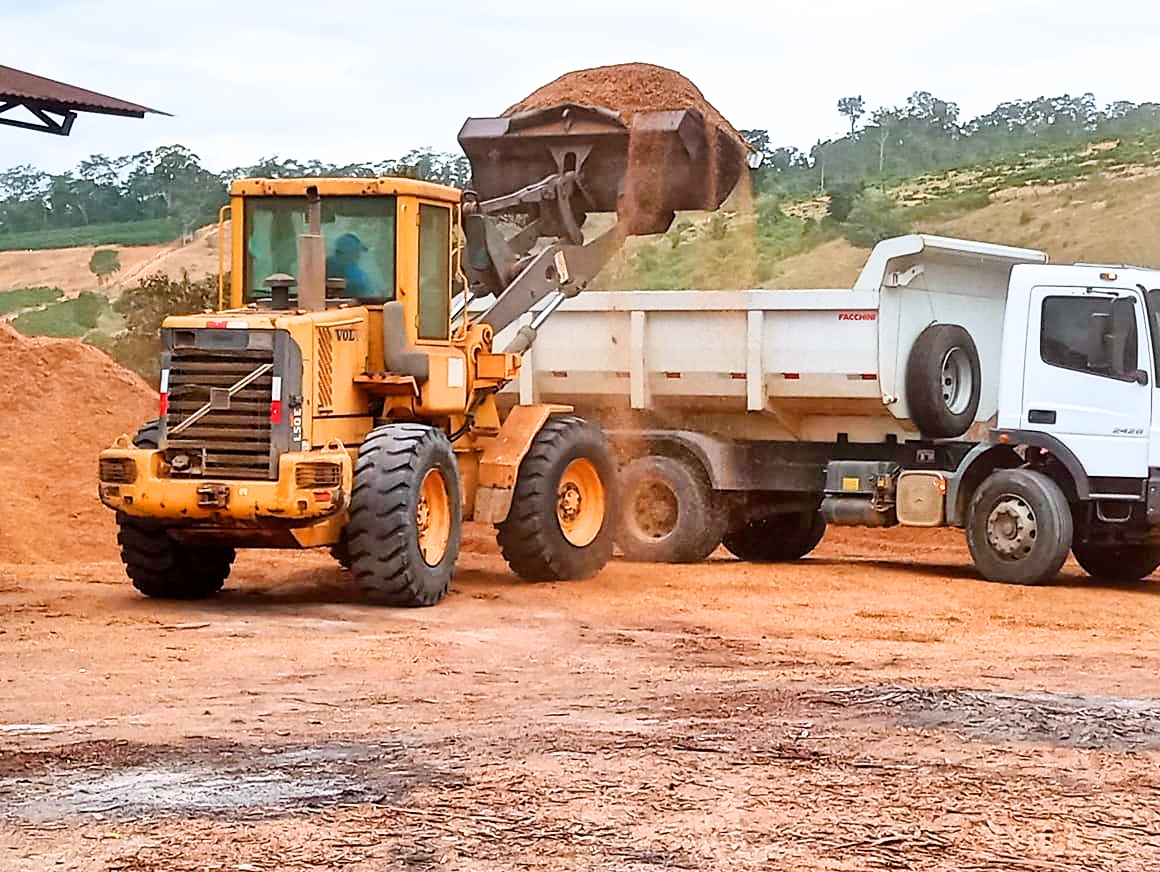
[[102, 271, 218, 380], [89, 248, 121, 287], [837, 95, 866, 134]]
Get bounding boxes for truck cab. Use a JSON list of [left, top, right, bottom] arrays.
[[997, 263, 1159, 483]]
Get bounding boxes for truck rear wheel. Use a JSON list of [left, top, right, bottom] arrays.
[[1072, 543, 1160, 582], [347, 424, 462, 607], [618, 456, 725, 563], [966, 469, 1072, 585], [906, 324, 981, 438], [118, 517, 235, 599], [497, 415, 616, 581], [722, 510, 826, 562]]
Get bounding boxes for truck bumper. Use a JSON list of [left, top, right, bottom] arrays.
[[97, 446, 353, 525]]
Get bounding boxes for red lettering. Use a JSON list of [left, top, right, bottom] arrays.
[[838, 312, 877, 321]]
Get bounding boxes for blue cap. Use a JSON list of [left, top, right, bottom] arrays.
[[334, 232, 368, 254]]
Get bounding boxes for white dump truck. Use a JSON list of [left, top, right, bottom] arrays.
[[495, 234, 1160, 585]]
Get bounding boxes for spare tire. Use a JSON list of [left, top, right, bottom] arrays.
[[905, 323, 981, 439]]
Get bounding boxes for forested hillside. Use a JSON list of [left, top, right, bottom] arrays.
[[0, 147, 470, 250]]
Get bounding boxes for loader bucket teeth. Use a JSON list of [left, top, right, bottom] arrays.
[[458, 102, 747, 236]]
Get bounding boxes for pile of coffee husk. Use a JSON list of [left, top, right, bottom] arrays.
[[505, 63, 750, 232], [0, 323, 156, 563]]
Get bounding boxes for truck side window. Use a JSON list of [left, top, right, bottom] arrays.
[[417, 204, 451, 341], [1040, 296, 1138, 380]]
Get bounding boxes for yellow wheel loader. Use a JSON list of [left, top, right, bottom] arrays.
[[97, 102, 746, 606]]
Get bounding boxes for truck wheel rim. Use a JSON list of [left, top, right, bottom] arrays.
[[941, 346, 973, 416], [557, 458, 605, 548], [417, 468, 451, 566], [985, 494, 1037, 559], [628, 480, 679, 541]]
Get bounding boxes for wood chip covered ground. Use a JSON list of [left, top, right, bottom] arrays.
[[3, 525, 1159, 870]]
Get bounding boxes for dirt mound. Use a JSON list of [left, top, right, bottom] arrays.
[[506, 62, 747, 148], [0, 323, 156, 563]]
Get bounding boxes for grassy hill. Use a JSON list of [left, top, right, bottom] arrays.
[[601, 132, 1160, 291]]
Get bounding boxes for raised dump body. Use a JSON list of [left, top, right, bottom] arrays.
[[498, 234, 1047, 443]]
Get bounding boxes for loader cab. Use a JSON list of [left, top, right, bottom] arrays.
[[998, 264, 1160, 480], [227, 177, 461, 349]]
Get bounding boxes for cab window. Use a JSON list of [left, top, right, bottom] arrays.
[[1040, 295, 1138, 380], [243, 195, 396, 302], [417, 204, 451, 341]]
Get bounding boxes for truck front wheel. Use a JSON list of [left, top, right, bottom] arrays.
[[966, 469, 1072, 585], [347, 424, 462, 607], [117, 517, 235, 599], [722, 510, 826, 562], [1072, 542, 1160, 582], [497, 415, 617, 581], [618, 456, 725, 563]]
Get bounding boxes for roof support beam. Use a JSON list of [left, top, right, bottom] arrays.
[[0, 100, 77, 136]]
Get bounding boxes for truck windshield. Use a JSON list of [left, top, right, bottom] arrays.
[[242, 195, 396, 303]]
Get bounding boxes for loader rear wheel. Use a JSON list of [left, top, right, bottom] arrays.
[[966, 469, 1072, 585], [722, 510, 826, 562], [906, 324, 981, 439], [347, 424, 461, 607], [618, 455, 725, 562], [497, 415, 617, 582], [117, 517, 235, 600], [1071, 542, 1160, 582]]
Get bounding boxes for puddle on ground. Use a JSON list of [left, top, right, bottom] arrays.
[[822, 686, 1160, 750], [0, 740, 445, 822]]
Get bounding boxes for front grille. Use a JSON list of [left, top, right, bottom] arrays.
[[165, 348, 275, 479], [99, 457, 137, 484], [296, 462, 342, 488]]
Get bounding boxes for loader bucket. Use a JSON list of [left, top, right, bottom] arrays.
[[458, 102, 746, 236]]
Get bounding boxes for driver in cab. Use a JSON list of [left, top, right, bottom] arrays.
[[326, 232, 375, 297]]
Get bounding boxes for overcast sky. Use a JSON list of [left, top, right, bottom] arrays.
[[4, 0, 1159, 175]]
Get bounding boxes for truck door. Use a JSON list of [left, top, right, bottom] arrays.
[[1021, 286, 1152, 478]]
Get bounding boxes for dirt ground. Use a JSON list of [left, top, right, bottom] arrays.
[[2, 524, 1158, 871]]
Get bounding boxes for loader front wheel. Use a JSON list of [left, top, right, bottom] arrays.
[[116, 420, 235, 600], [497, 415, 617, 582], [347, 424, 461, 607], [117, 517, 235, 599]]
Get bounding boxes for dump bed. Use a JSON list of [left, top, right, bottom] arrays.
[[494, 235, 1046, 443]]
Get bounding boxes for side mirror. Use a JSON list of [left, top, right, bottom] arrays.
[[1134, 369, 1150, 386]]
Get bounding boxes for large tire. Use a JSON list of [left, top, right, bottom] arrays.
[[906, 324, 981, 439], [497, 415, 617, 582], [722, 510, 826, 563], [117, 518, 235, 599], [1072, 543, 1160, 582], [347, 424, 462, 607], [966, 469, 1072, 585], [618, 455, 725, 563], [330, 536, 352, 571], [116, 420, 236, 600]]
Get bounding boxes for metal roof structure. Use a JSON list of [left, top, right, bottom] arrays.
[[0, 64, 165, 136]]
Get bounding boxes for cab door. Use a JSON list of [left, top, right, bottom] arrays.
[[1021, 286, 1151, 479]]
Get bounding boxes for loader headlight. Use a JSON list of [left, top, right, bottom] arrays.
[[295, 462, 342, 488], [99, 457, 138, 485]]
